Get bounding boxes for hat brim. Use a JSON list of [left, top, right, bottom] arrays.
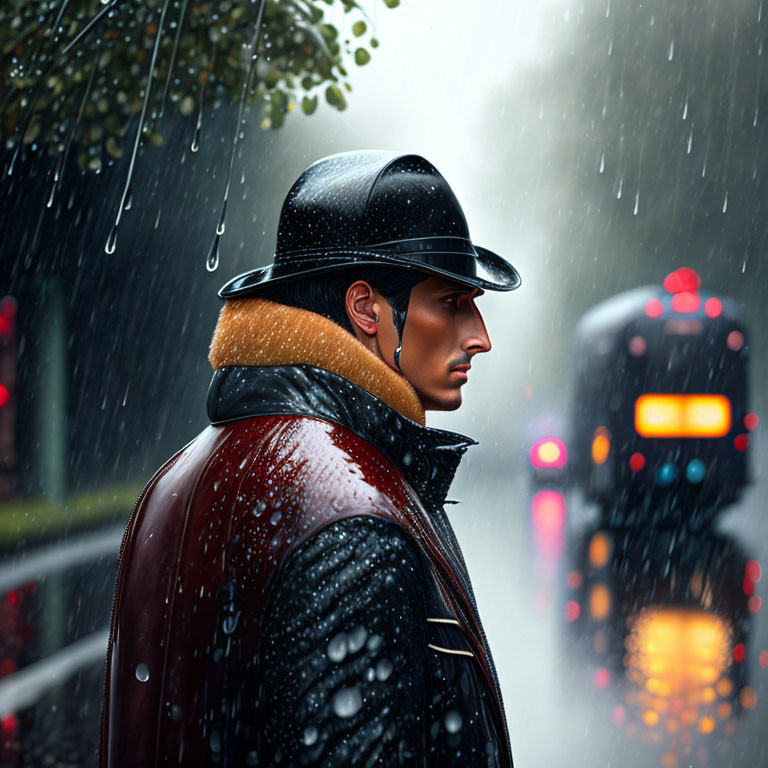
[[218, 245, 521, 299]]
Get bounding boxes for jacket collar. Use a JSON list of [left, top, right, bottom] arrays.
[[208, 297, 426, 424], [207, 365, 476, 512]]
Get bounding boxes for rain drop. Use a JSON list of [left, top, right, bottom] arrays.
[[682, 99, 688, 120], [722, 193, 728, 213], [633, 191, 639, 216], [135, 663, 150, 682], [599, 153, 605, 173], [105, 225, 118, 254], [302, 726, 319, 746], [444, 710, 463, 734], [206, 235, 221, 272], [668, 40, 674, 61]]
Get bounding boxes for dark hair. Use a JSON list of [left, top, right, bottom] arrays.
[[259, 266, 427, 335]]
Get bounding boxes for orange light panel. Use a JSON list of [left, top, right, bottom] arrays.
[[635, 395, 731, 438], [591, 427, 611, 464]]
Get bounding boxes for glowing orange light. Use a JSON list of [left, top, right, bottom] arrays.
[[643, 709, 660, 727], [716, 677, 733, 697], [661, 751, 678, 768], [704, 297, 723, 318], [626, 608, 732, 725], [744, 413, 759, 431], [739, 686, 758, 710], [717, 702, 732, 720], [591, 427, 611, 464], [590, 583, 612, 621], [589, 532, 612, 568], [530, 437, 567, 469], [698, 716, 716, 734], [635, 394, 731, 438], [646, 298, 664, 318]]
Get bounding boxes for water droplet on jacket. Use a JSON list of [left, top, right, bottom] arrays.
[[135, 663, 150, 682], [444, 710, 463, 734], [348, 625, 368, 653], [170, 704, 183, 721], [332, 686, 362, 718], [270, 510, 282, 526], [222, 610, 241, 635], [402, 451, 412, 467], [327, 633, 348, 663], [375, 658, 393, 681], [213, 480, 220, 492], [253, 501, 266, 517], [302, 726, 318, 746]]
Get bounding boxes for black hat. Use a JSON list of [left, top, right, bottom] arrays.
[[218, 150, 521, 298]]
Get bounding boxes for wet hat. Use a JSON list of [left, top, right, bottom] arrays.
[[218, 150, 521, 298]]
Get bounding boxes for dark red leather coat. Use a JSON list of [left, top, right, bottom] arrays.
[[101, 364, 512, 766]]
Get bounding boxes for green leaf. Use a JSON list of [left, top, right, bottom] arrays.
[[325, 83, 347, 109], [302, 94, 318, 114], [354, 47, 371, 66], [352, 20, 367, 37]]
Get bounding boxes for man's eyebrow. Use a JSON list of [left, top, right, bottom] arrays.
[[438, 285, 484, 298]]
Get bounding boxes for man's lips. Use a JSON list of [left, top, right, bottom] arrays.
[[450, 364, 471, 380]]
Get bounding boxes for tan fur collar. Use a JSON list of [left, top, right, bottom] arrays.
[[208, 297, 426, 426]]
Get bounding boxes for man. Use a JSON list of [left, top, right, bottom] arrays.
[[101, 150, 520, 766]]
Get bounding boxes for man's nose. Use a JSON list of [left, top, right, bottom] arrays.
[[462, 304, 492, 356]]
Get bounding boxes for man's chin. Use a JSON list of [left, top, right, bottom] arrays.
[[419, 389, 463, 412]]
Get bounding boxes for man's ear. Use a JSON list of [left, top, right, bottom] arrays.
[[345, 281, 380, 336]]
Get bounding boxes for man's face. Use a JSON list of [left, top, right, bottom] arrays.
[[375, 275, 492, 411]]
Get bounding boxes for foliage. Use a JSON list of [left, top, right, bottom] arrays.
[[1, 0, 397, 171]]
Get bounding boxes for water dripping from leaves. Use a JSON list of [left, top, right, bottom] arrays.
[[206, 235, 221, 272], [7, 0, 119, 177], [46, 49, 99, 209], [105, 0, 170, 253], [203, 0, 267, 272], [159, 0, 189, 117]]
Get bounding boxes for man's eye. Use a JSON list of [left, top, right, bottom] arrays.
[[442, 295, 461, 306]]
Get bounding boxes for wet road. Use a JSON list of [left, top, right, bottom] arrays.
[[450, 457, 768, 768]]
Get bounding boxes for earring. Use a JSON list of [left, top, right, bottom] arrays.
[[372, 313, 379, 322]]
